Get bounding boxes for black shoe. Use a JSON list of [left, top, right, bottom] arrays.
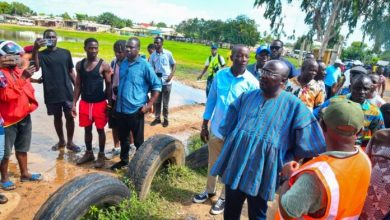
[[110, 160, 129, 170], [162, 120, 169, 127], [150, 119, 161, 126]]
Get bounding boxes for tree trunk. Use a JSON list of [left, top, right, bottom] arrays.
[[319, 0, 343, 59]]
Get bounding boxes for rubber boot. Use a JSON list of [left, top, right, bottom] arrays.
[[76, 150, 95, 165], [93, 152, 106, 168]]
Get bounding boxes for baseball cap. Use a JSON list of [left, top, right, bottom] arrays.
[[323, 99, 364, 136], [334, 59, 344, 65], [23, 45, 34, 53], [256, 45, 271, 55], [350, 66, 367, 75], [211, 44, 218, 49], [353, 60, 363, 66]]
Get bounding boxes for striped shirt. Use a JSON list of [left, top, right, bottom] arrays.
[[313, 94, 385, 146], [211, 90, 326, 200]]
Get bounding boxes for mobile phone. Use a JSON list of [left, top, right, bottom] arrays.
[[45, 39, 54, 47], [29, 60, 35, 67]]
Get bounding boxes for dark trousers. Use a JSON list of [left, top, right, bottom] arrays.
[[116, 111, 144, 163], [154, 84, 171, 121], [206, 75, 214, 97], [224, 186, 268, 220], [325, 85, 332, 100]]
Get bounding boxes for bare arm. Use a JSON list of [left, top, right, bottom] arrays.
[[32, 38, 46, 71], [101, 62, 112, 103], [198, 65, 209, 80], [71, 62, 82, 117], [141, 90, 160, 113], [167, 63, 176, 82], [380, 79, 386, 97], [68, 68, 76, 86]]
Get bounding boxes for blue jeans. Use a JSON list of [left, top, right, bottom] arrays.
[[224, 186, 268, 220]]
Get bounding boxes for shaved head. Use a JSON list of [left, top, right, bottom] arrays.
[[231, 44, 248, 56], [263, 60, 290, 78]]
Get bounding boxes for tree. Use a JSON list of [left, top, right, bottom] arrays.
[[0, 2, 12, 14], [75, 13, 88, 21], [254, 0, 370, 58], [124, 19, 133, 27], [8, 2, 34, 16], [156, 22, 167, 28], [61, 12, 72, 20], [341, 41, 369, 61], [96, 12, 127, 28]]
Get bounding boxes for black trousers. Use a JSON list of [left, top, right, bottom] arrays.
[[224, 186, 268, 220], [116, 111, 144, 163], [154, 84, 171, 121]]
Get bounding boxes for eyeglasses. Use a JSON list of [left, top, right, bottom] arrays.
[[260, 69, 281, 78], [270, 46, 281, 50]]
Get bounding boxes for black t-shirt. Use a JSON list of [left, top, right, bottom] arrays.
[[39, 48, 74, 104]]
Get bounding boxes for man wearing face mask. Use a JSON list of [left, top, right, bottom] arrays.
[[111, 37, 161, 170], [32, 29, 80, 153], [247, 45, 271, 79], [210, 60, 325, 219], [285, 59, 325, 111]]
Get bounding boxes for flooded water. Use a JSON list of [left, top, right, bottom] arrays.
[[0, 29, 83, 42]]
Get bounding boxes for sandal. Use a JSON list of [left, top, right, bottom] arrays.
[[1, 181, 16, 191], [20, 173, 42, 182], [51, 143, 66, 151], [66, 144, 81, 153]]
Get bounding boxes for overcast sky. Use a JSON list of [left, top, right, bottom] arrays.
[[5, 0, 370, 46]]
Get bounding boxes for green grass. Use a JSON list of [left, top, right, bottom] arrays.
[[1, 24, 299, 86], [83, 166, 208, 219], [187, 133, 204, 154]]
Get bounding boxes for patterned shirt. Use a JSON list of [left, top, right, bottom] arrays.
[[211, 90, 326, 200], [285, 77, 325, 111], [313, 94, 385, 146]]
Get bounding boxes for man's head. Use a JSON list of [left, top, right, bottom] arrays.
[[321, 99, 364, 148], [230, 44, 250, 69], [154, 36, 164, 51], [334, 59, 343, 68], [147, 43, 155, 55], [43, 29, 57, 48], [113, 40, 126, 62], [126, 37, 140, 61], [315, 60, 327, 81], [380, 103, 390, 128], [349, 66, 367, 84], [305, 53, 315, 60], [211, 44, 218, 56], [84, 38, 99, 59], [301, 59, 318, 81], [260, 60, 289, 96], [255, 45, 271, 68], [270, 39, 283, 59], [350, 74, 372, 104]]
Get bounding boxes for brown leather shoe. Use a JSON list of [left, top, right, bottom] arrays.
[[76, 150, 95, 165], [93, 152, 106, 168]]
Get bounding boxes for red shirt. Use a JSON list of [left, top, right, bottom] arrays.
[[0, 67, 38, 127]]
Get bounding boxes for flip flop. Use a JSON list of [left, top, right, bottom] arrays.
[[66, 144, 81, 153], [51, 143, 66, 151], [1, 181, 16, 191], [20, 173, 42, 182]]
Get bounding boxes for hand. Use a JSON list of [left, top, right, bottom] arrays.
[[200, 127, 209, 143], [197, 75, 202, 80], [166, 75, 173, 83], [141, 104, 152, 114], [71, 105, 77, 118], [37, 77, 43, 84], [22, 65, 36, 79], [0, 55, 20, 68], [34, 38, 46, 50], [281, 161, 300, 178]]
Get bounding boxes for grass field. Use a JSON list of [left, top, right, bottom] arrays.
[[1, 24, 299, 88]]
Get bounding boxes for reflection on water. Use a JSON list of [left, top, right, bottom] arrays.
[[0, 30, 83, 43]]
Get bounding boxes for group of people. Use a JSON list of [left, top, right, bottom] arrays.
[[0, 31, 389, 220], [0, 30, 177, 204], [194, 40, 390, 219]]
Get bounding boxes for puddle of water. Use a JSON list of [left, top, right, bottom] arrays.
[[0, 30, 83, 43]]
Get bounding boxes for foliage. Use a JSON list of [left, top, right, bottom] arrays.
[[96, 12, 132, 29], [156, 22, 167, 28], [0, 1, 34, 16], [187, 133, 203, 154], [60, 12, 71, 20], [177, 15, 260, 46], [380, 51, 390, 61]]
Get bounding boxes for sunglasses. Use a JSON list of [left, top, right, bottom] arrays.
[[260, 69, 281, 78], [270, 46, 281, 50]]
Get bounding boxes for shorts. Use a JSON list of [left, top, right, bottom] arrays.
[[108, 100, 117, 129], [79, 100, 108, 129], [4, 115, 32, 159], [0, 124, 4, 160], [46, 101, 73, 116]]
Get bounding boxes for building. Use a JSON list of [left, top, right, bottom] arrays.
[[31, 16, 64, 27], [77, 21, 111, 32]]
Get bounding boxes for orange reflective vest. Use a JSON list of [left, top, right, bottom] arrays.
[[276, 148, 371, 220]]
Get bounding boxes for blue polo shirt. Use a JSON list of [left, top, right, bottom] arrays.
[[116, 56, 162, 114]]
